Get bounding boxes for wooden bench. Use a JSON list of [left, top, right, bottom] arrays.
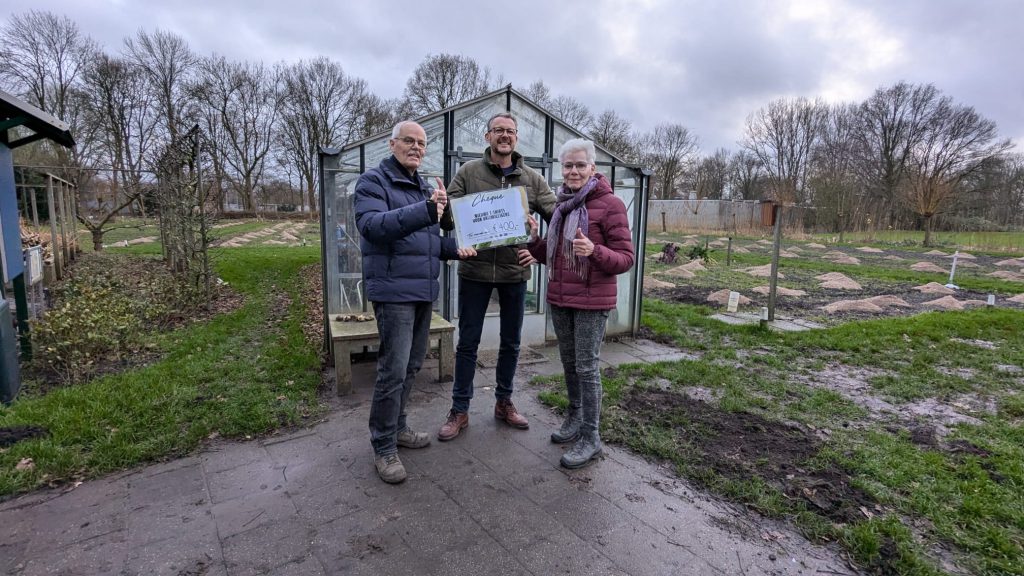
[[329, 313, 455, 395]]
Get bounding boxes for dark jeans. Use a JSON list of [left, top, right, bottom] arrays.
[[549, 305, 609, 435], [451, 278, 526, 413], [368, 301, 432, 457]]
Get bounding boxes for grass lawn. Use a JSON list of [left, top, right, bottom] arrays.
[[0, 246, 324, 496], [812, 229, 1024, 254]]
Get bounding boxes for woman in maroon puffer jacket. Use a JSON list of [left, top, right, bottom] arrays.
[[527, 138, 635, 469]]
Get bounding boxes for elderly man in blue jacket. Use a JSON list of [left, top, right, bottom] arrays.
[[354, 120, 475, 484]]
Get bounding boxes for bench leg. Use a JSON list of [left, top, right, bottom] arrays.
[[333, 340, 353, 396], [438, 330, 454, 382]]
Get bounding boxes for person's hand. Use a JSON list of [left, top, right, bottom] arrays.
[[431, 177, 447, 219], [518, 249, 536, 266], [432, 177, 447, 207], [457, 247, 477, 259], [526, 214, 539, 240], [572, 227, 594, 257]]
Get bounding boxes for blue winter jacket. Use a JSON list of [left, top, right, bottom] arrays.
[[354, 155, 459, 303]]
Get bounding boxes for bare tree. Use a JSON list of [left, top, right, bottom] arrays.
[[548, 95, 593, 132], [639, 123, 700, 200], [985, 153, 1024, 228], [726, 150, 765, 201], [853, 82, 938, 228], [691, 149, 730, 200], [77, 52, 158, 245], [589, 109, 636, 159], [278, 58, 372, 212], [124, 29, 199, 146], [809, 102, 861, 239], [742, 97, 827, 204], [402, 53, 500, 115], [902, 96, 1012, 245], [0, 10, 96, 121], [195, 56, 281, 212], [0, 10, 97, 170], [349, 91, 397, 141], [520, 79, 551, 107]]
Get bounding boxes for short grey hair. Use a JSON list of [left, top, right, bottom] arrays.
[[486, 112, 517, 131], [391, 120, 419, 139], [558, 138, 596, 164]]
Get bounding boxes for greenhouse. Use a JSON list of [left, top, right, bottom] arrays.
[[319, 85, 650, 351]]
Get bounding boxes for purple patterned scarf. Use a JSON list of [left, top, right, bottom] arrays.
[[547, 175, 598, 281]]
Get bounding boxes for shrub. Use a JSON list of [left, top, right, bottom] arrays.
[[29, 253, 207, 385]]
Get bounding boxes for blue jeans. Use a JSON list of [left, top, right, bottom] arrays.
[[368, 301, 432, 457], [451, 278, 526, 413]]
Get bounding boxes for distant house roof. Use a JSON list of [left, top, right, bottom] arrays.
[[0, 89, 75, 149]]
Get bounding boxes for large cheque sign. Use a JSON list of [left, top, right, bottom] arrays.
[[450, 186, 530, 250]]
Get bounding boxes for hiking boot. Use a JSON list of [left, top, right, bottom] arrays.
[[438, 410, 469, 441], [550, 407, 582, 444], [397, 428, 431, 449], [560, 431, 603, 469], [374, 453, 407, 484], [495, 398, 529, 429]]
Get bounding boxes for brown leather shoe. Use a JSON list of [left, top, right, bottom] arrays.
[[494, 399, 529, 429], [438, 410, 469, 441]]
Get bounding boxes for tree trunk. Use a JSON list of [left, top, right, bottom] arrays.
[[923, 214, 933, 247], [306, 174, 316, 219], [91, 229, 105, 251]]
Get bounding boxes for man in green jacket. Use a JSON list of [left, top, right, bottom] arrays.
[[437, 112, 556, 441]]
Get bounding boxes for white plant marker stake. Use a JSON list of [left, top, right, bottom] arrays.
[[945, 251, 960, 290]]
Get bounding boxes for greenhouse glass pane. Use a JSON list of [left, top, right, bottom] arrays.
[[419, 115, 445, 179], [551, 122, 575, 156], [364, 137, 390, 170], [453, 94, 504, 154], [323, 150, 366, 314], [509, 96, 545, 158]]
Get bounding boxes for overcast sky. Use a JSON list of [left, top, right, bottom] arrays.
[[5, 0, 1022, 154]]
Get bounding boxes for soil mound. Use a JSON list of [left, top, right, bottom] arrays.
[[643, 277, 675, 291], [662, 266, 695, 279], [829, 256, 861, 265], [910, 261, 947, 273], [815, 272, 861, 290], [988, 270, 1024, 281], [706, 289, 751, 306], [914, 282, 954, 294], [864, 295, 913, 308], [741, 264, 781, 278], [923, 296, 965, 310]]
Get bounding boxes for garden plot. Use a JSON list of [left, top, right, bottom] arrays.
[[643, 237, 1024, 325]]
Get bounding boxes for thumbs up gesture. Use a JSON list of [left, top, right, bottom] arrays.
[[431, 177, 447, 219], [432, 177, 447, 206], [572, 227, 594, 257]]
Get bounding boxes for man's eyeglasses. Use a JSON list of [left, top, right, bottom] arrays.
[[562, 162, 591, 171], [488, 127, 518, 136], [395, 136, 427, 149]]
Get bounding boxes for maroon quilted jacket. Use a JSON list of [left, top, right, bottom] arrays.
[[528, 173, 635, 310]]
